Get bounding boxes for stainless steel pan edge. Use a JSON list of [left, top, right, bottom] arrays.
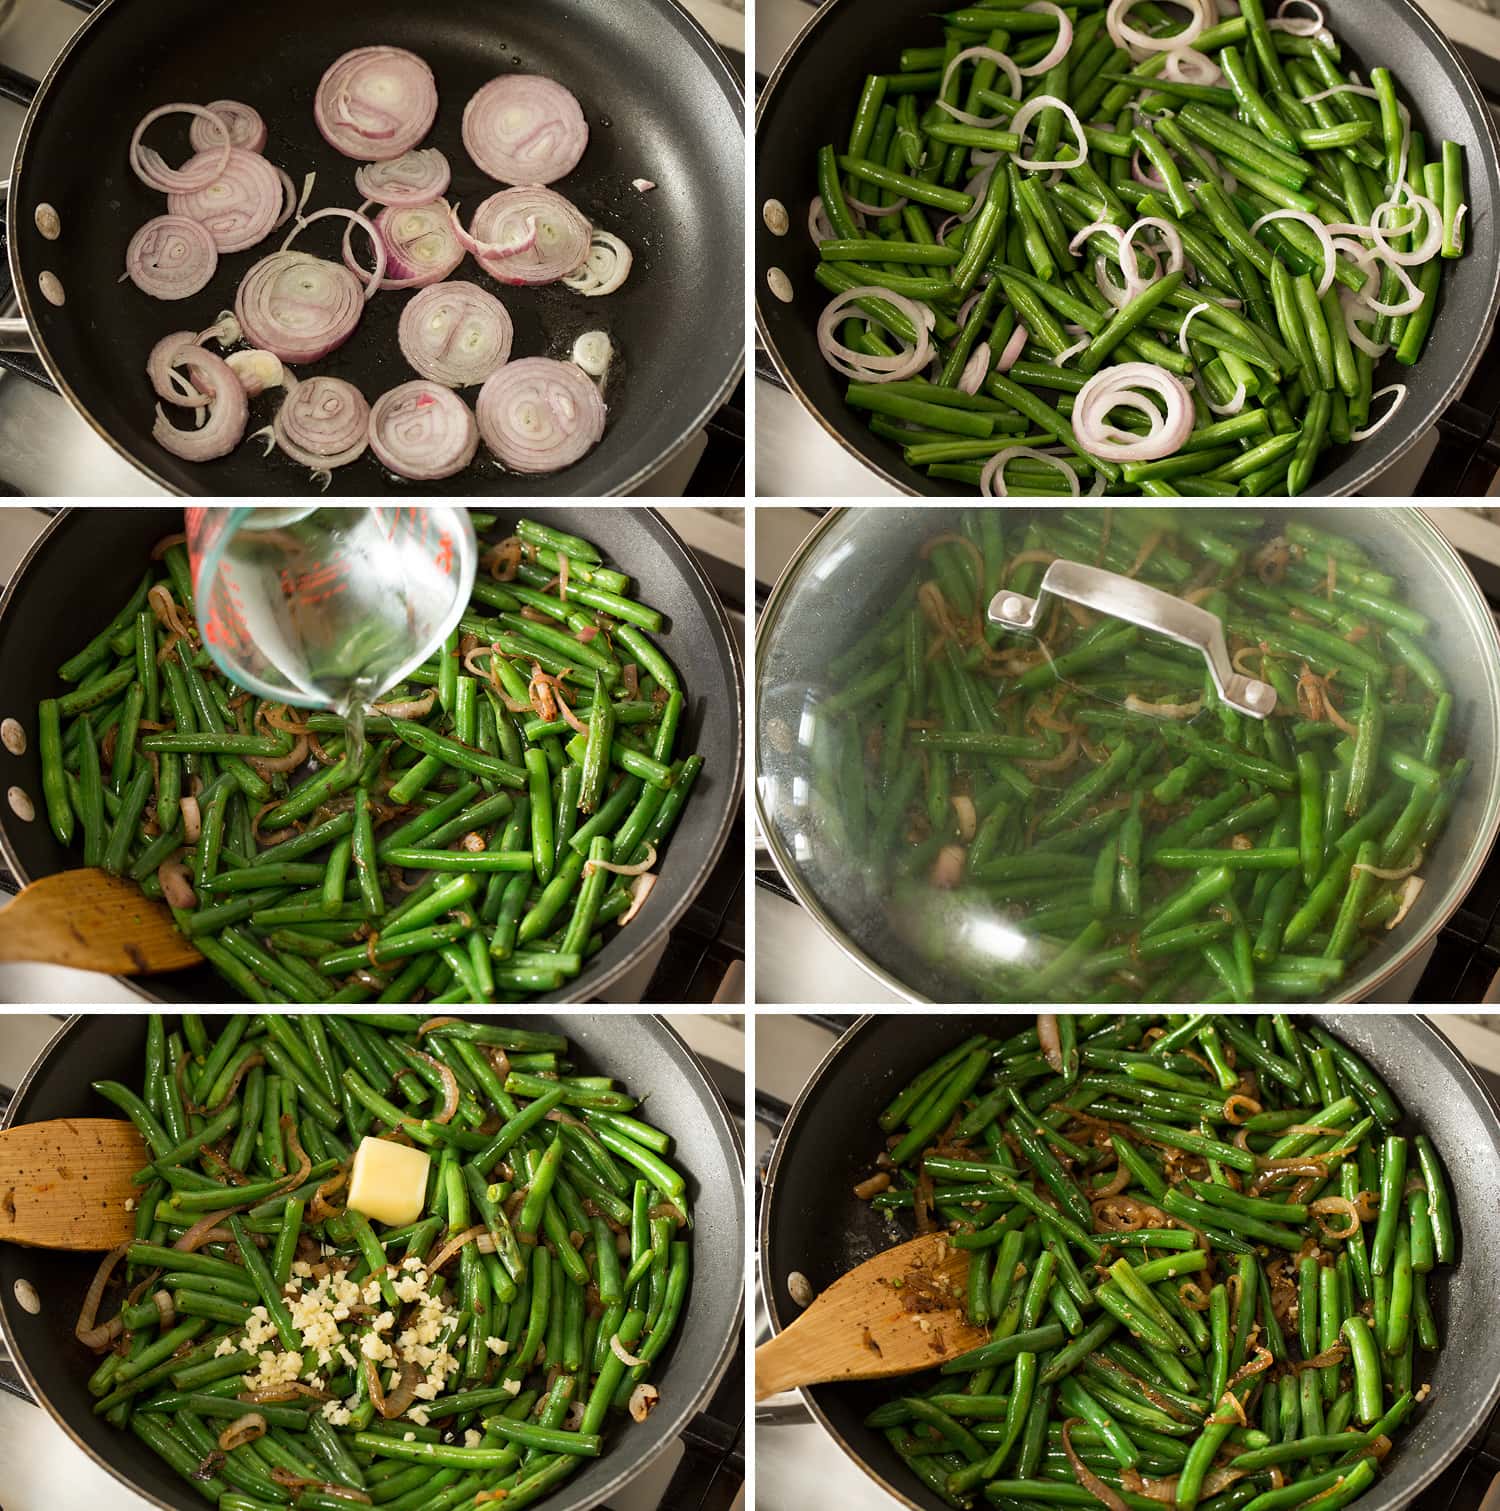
[[753, 506, 1500, 1004], [753, 0, 1500, 498], [0, 1012, 746, 1511], [760, 1013, 1500, 1511]]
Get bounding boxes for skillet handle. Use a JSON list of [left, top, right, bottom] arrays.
[[0, 173, 56, 391]]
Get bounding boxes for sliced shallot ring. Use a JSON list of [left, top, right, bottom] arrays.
[[462, 74, 589, 185], [283, 207, 386, 302], [234, 252, 366, 365], [152, 347, 247, 462], [126, 216, 218, 301], [368, 380, 479, 480], [354, 148, 451, 208], [1108, 0, 1208, 55], [190, 100, 267, 153], [610, 1334, 646, 1368], [398, 280, 514, 388], [1123, 216, 1183, 276], [815, 285, 932, 383], [958, 342, 992, 396], [1341, 292, 1388, 356], [584, 843, 657, 878], [465, 187, 592, 286], [314, 46, 438, 161], [982, 446, 1080, 496], [475, 357, 607, 474], [996, 323, 1029, 373], [807, 196, 836, 246], [1368, 193, 1443, 267], [1163, 46, 1222, 83], [1019, 2, 1074, 75], [148, 331, 210, 407], [1250, 208, 1336, 296], [167, 148, 285, 254], [936, 47, 1023, 127], [1073, 362, 1193, 461], [619, 871, 657, 926], [1349, 384, 1407, 441], [1009, 94, 1089, 171], [130, 104, 232, 194], [561, 231, 634, 297], [349, 201, 465, 291], [846, 190, 908, 217], [274, 375, 371, 470]]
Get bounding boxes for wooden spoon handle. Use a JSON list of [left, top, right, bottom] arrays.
[[755, 1319, 818, 1400]]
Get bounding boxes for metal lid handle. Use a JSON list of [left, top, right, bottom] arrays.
[[987, 559, 1276, 719]]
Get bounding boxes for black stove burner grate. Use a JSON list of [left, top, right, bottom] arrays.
[[640, 1342, 745, 1511]]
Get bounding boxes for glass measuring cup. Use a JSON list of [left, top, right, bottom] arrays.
[[185, 506, 478, 713]]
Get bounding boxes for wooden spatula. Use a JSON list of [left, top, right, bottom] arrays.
[[0, 870, 201, 974], [0, 1119, 148, 1249], [756, 1233, 988, 1399]]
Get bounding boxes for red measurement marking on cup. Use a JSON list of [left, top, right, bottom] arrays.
[[280, 559, 348, 608], [435, 532, 454, 575]]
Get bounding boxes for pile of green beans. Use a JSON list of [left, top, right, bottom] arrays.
[[35, 513, 702, 1003], [856, 1012, 1454, 1511], [815, 508, 1466, 1003], [812, 1, 1468, 495], [88, 1013, 692, 1511]]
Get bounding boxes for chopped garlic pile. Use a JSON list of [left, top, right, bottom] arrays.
[[214, 1250, 490, 1426]]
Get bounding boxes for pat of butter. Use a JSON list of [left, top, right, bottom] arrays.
[[347, 1137, 431, 1228]]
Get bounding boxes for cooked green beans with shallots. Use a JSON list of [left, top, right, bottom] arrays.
[[84, 1013, 691, 1511], [816, 509, 1463, 1002], [802, 0, 1468, 495], [851, 1012, 1452, 1510], [34, 513, 701, 1004]]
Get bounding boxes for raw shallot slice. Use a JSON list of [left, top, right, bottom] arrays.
[[189, 100, 267, 153], [561, 232, 633, 297], [167, 148, 285, 254], [274, 375, 370, 470], [462, 74, 588, 185], [815, 285, 932, 383], [476, 357, 606, 474], [152, 347, 247, 462], [354, 148, 451, 207], [125, 215, 218, 301], [368, 380, 479, 480], [234, 252, 366, 365], [398, 280, 514, 388], [314, 46, 438, 161], [460, 188, 592, 286], [347, 201, 464, 290], [1072, 362, 1194, 461], [130, 104, 232, 194]]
